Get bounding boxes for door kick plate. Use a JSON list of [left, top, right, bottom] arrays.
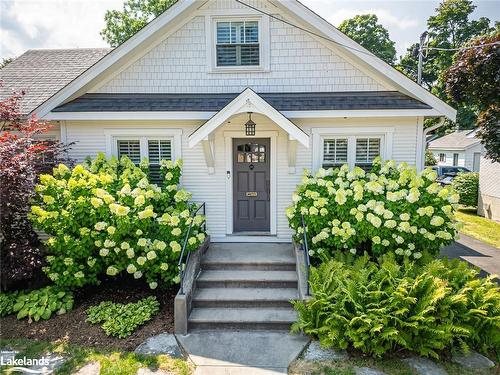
[[246, 192, 258, 197]]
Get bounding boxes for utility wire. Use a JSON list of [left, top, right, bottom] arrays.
[[424, 42, 500, 51], [235, 0, 499, 54]]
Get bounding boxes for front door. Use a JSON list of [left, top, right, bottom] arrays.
[[233, 138, 270, 232]]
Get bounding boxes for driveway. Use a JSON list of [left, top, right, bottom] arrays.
[[440, 233, 499, 279]]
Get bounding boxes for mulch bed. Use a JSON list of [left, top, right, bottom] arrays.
[[0, 278, 177, 351]]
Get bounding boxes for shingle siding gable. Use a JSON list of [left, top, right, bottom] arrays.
[[94, 2, 392, 94]]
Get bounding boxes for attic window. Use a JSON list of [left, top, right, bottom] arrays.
[[216, 21, 260, 66]]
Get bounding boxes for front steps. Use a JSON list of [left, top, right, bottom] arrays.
[[188, 243, 299, 331]]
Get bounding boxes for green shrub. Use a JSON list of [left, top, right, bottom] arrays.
[[30, 154, 206, 289], [287, 159, 460, 261], [12, 286, 74, 322], [292, 255, 500, 357], [0, 291, 19, 317], [452, 172, 479, 207], [86, 296, 160, 338], [425, 149, 437, 166]]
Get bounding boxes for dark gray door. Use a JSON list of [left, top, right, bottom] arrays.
[[233, 138, 270, 232]]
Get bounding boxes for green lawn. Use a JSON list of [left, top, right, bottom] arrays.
[[0, 339, 192, 375], [455, 208, 500, 249]]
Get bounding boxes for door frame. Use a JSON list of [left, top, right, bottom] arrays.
[[224, 130, 278, 236]]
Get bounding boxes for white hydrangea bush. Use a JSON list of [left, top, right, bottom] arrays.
[[287, 158, 460, 261], [31, 153, 206, 289]]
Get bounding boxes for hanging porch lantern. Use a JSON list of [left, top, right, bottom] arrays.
[[245, 112, 256, 136]]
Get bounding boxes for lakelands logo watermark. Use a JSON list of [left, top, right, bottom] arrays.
[[1, 350, 50, 374]]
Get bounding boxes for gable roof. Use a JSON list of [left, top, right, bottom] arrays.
[[188, 88, 309, 148], [0, 48, 111, 114], [30, 0, 456, 121], [428, 129, 481, 150], [53, 91, 431, 112]]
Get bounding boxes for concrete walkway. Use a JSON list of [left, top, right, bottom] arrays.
[[440, 234, 499, 278], [176, 331, 309, 374]]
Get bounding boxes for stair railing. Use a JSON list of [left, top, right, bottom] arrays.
[[300, 214, 311, 296], [178, 202, 206, 295]]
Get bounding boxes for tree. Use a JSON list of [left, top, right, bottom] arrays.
[[425, 149, 438, 166], [397, 0, 493, 132], [101, 0, 177, 47], [338, 14, 396, 64], [0, 58, 13, 69], [0, 90, 71, 290], [445, 32, 500, 161]]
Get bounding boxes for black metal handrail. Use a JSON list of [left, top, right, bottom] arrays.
[[178, 202, 206, 295], [301, 214, 311, 296]]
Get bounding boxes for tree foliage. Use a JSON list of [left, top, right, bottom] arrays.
[[397, 0, 494, 132], [444, 32, 500, 161], [338, 14, 396, 64], [425, 149, 438, 166], [476, 105, 500, 163], [0, 57, 13, 69], [101, 0, 177, 47], [0, 90, 71, 290]]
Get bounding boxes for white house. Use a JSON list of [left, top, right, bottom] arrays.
[[0, 0, 456, 243], [428, 129, 482, 171], [478, 156, 500, 222]]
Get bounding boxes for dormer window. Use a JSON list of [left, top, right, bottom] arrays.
[[216, 21, 259, 66]]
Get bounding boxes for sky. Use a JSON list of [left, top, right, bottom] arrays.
[[1, 0, 499, 60]]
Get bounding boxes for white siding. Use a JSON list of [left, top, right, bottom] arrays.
[[94, 1, 392, 94], [478, 156, 500, 222], [431, 143, 483, 171], [64, 116, 419, 241]]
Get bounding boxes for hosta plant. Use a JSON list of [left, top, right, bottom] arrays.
[[30, 153, 206, 289], [287, 158, 460, 261], [12, 286, 74, 322], [86, 296, 160, 338], [0, 291, 19, 317], [292, 255, 500, 357]]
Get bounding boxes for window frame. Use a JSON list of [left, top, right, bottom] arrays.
[[207, 15, 270, 73], [104, 128, 182, 162], [312, 127, 393, 171], [439, 153, 446, 163]]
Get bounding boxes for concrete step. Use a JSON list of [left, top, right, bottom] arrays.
[[196, 270, 298, 288], [188, 307, 297, 330], [192, 287, 298, 308], [201, 243, 295, 271]]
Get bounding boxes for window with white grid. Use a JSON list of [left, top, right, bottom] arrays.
[[216, 21, 259, 67], [322, 138, 348, 168], [117, 140, 141, 165]]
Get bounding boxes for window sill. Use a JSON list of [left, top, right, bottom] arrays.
[[208, 65, 270, 74]]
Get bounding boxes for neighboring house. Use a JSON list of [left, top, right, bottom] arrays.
[[478, 156, 500, 222], [0, 0, 456, 243], [428, 129, 482, 171]]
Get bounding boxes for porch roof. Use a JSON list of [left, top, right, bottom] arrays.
[[188, 89, 309, 148], [53, 91, 431, 113]]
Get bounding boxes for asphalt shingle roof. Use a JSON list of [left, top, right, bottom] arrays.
[[0, 48, 112, 114], [53, 91, 431, 112], [428, 129, 481, 150]]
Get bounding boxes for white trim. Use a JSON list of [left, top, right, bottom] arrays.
[[33, 0, 455, 121], [311, 127, 394, 171], [44, 108, 442, 121], [103, 128, 182, 161], [60, 121, 67, 143], [188, 88, 309, 148], [223, 130, 278, 236], [44, 112, 212, 121], [415, 116, 425, 171], [206, 14, 270, 73]]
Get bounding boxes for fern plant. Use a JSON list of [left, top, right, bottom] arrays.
[[292, 255, 500, 358]]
